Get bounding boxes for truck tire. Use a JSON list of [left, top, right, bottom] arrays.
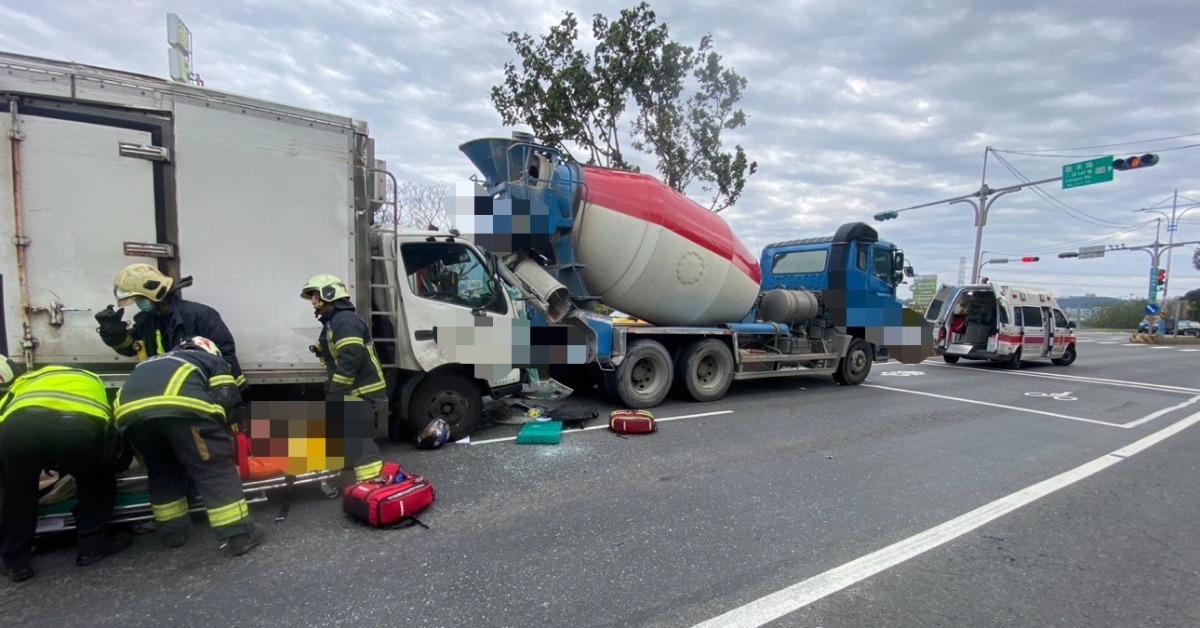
[[833, 338, 872, 386], [675, 338, 734, 402], [407, 373, 482, 442], [1051, 344, 1076, 366], [605, 340, 673, 409]]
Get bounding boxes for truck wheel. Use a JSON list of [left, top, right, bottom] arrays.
[[605, 340, 673, 409], [407, 373, 482, 442], [833, 338, 872, 386], [943, 355, 960, 364], [1051, 344, 1076, 366], [675, 338, 734, 402]]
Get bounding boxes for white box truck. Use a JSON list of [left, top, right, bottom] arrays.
[[0, 51, 591, 440]]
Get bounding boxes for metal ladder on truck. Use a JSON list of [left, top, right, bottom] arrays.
[[366, 167, 404, 438]]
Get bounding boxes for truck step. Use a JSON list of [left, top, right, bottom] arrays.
[[737, 351, 838, 364]]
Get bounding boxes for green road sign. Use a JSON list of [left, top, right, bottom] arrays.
[[1062, 156, 1114, 189], [911, 274, 939, 313]]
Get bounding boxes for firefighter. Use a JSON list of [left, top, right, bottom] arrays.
[[94, 263, 248, 396], [114, 337, 264, 556], [0, 357, 133, 582], [300, 274, 386, 482]]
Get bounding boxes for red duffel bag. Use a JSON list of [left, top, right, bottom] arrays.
[[343, 464, 435, 528], [609, 409, 657, 434]]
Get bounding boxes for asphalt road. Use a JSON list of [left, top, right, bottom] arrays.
[[3, 331, 1198, 627]]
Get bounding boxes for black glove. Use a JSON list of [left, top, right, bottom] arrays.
[[94, 305, 129, 346]]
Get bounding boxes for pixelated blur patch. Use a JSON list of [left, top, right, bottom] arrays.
[[433, 312, 590, 370], [444, 182, 550, 253], [244, 400, 380, 475]]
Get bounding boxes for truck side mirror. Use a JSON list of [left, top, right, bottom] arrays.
[[1067, 321, 1077, 329]]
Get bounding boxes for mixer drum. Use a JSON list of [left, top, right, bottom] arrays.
[[572, 167, 761, 326]]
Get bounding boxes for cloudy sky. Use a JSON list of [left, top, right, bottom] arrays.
[[4, 0, 1199, 301]]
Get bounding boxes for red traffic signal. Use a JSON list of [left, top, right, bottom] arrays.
[[1020, 256, 1040, 263], [1112, 153, 1159, 171], [1157, 269, 1167, 286]]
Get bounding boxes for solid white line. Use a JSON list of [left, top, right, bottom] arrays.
[[1121, 394, 1200, 428], [862, 384, 1124, 428], [467, 410, 735, 445], [688, 409, 1200, 628]]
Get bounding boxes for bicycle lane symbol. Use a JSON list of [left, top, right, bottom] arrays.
[[1024, 391, 1077, 401]]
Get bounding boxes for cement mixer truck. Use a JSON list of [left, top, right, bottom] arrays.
[[451, 133, 936, 409]]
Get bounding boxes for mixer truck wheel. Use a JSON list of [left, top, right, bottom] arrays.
[[675, 339, 734, 402], [407, 374, 482, 442], [605, 340, 673, 409], [833, 338, 872, 386]]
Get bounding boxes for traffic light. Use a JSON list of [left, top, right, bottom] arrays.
[[874, 210, 899, 221], [1157, 269, 1167, 286], [1112, 153, 1160, 171], [1020, 256, 1040, 263]]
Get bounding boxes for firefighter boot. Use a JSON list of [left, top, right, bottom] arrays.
[[225, 523, 265, 557], [77, 532, 134, 567]]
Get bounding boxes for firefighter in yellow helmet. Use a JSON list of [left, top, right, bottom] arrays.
[[113, 337, 264, 556], [301, 274, 386, 482], [94, 263, 248, 396], [0, 356, 133, 582]]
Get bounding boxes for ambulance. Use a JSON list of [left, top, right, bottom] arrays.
[[922, 283, 1077, 368]]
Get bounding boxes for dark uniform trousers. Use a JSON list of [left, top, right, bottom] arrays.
[[122, 416, 250, 541], [0, 408, 116, 571], [325, 394, 384, 482]]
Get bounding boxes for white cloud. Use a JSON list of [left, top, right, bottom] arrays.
[[3, 0, 1199, 298]]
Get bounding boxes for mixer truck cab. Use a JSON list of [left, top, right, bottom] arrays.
[[923, 284, 1077, 368]]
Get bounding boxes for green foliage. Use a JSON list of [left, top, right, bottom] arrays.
[[490, 1, 756, 213], [1085, 298, 1151, 330], [1183, 288, 1200, 319]]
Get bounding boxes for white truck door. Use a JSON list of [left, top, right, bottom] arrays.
[[0, 113, 160, 366], [396, 240, 522, 387]]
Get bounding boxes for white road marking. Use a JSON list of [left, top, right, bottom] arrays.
[[688, 408, 1200, 628], [1178, 349, 1200, 352], [924, 362, 1200, 395], [862, 384, 1124, 427], [1121, 395, 1200, 428], [1151, 346, 1174, 350], [467, 410, 735, 445]]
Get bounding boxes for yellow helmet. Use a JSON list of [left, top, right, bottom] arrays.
[[301, 274, 350, 303], [114, 263, 173, 306], [0, 354, 14, 388]]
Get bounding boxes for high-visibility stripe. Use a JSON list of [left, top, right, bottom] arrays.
[[1, 391, 112, 422], [152, 497, 189, 522], [354, 460, 384, 482], [207, 499, 250, 528], [165, 363, 197, 397], [114, 396, 226, 421], [155, 330, 166, 355], [334, 337, 365, 350], [209, 375, 236, 389], [352, 381, 386, 396], [331, 374, 355, 386], [20, 367, 105, 388], [234, 374, 247, 387]]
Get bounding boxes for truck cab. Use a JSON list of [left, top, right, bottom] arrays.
[[923, 284, 1077, 368]]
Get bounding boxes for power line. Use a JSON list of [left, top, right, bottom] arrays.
[[992, 133, 1200, 156]]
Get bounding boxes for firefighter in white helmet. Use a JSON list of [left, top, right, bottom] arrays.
[[94, 263, 248, 396]]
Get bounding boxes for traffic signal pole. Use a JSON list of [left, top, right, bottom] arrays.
[[876, 149, 1160, 285]]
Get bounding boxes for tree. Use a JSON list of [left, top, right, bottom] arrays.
[[1086, 298, 1150, 330], [1184, 288, 1200, 320], [490, 2, 756, 213], [374, 181, 450, 230]]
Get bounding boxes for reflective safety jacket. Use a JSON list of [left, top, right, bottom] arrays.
[[113, 349, 241, 428], [105, 293, 249, 394], [317, 301, 387, 401], [0, 366, 112, 424]]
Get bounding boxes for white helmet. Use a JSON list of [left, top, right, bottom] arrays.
[[177, 336, 221, 356]]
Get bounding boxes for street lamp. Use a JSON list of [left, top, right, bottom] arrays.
[[1134, 190, 1200, 305]]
